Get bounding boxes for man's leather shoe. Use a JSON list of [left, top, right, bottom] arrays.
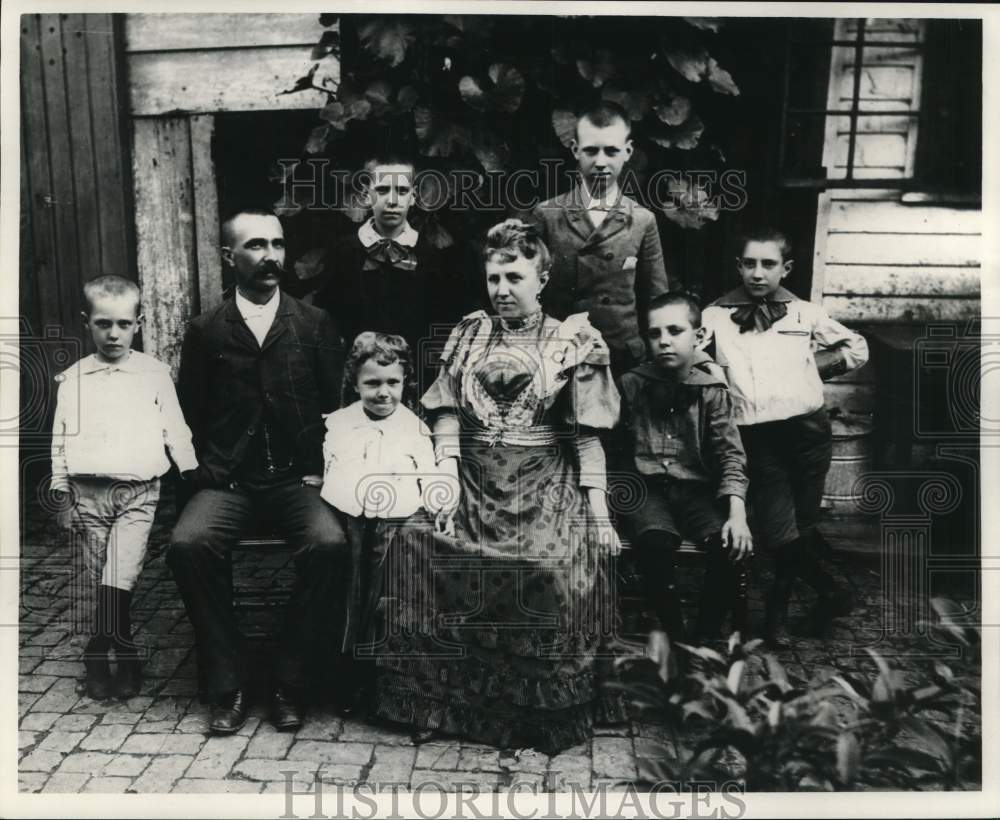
[[210, 689, 249, 735], [84, 654, 113, 701], [113, 654, 142, 700], [271, 686, 303, 732], [412, 727, 440, 744]]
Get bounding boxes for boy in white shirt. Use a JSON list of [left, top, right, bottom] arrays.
[[702, 228, 869, 648], [51, 276, 198, 699]]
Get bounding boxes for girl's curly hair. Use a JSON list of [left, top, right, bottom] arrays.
[[483, 218, 551, 273], [340, 331, 417, 408]]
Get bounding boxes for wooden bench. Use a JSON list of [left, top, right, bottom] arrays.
[[228, 533, 751, 642], [616, 538, 751, 641], [227, 533, 293, 639]]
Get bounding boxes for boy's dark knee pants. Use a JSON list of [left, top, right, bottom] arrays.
[[741, 408, 832, 549]]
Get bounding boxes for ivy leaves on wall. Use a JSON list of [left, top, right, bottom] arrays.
[[284, 13, 740, 231]]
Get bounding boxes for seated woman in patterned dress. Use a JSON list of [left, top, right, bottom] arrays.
[[367, 219, 626, 753]]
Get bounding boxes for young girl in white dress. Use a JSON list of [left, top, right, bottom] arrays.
[[319, 331, 452, 712]]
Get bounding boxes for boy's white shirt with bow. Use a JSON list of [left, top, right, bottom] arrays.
[[320, 401, 453, 518], [701, 297, 869, 426]]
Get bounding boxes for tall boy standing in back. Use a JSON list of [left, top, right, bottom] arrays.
[[527, 102, 678, 377], [702, 228, 869, 647]]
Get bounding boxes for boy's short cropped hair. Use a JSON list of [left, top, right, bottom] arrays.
[[484, 218, 552, 273], [82, 275, 141, 315], [645, 291, 702, 329], [362, 155, 416, 177], [576, 101, 631, 137], [737, 226, 793, 262]]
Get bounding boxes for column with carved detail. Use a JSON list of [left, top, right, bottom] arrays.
[[854, 472, 962, 654]]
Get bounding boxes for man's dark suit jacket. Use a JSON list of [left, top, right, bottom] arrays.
[[177, 291, 344, 487]]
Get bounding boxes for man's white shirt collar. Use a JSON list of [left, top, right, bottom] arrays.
[[358, 218, 418, 248], [235, 288, 280, 319]]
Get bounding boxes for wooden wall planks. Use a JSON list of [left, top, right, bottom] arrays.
[[124, 13, 322, 52], [190, 115, 223, 315], [131, 118, 198, 379], [20, 13, 136, 332], [128, 46, 330, 116], [19, 12, 137, 451]]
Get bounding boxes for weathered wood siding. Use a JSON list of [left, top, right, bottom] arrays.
[[131, 118, 198, 376], [813, 18, 982, 413], [125, 14, 332, 116], [19, 13, 135, 451], [123, 13, 337, 375]]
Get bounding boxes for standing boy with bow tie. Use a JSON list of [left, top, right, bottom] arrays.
[[701, 227, 869, 648], [314, 156, 476, 370]]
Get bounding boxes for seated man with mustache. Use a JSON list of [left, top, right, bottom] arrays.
[[169, 207, 350, 734]]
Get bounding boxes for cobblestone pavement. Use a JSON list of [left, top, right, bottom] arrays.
[[17, 486, 981, 794]]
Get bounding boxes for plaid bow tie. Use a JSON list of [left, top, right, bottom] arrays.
[[363, 237, 418, 272], [730, 299, 788, 333]]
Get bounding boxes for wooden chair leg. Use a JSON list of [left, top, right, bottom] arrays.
[[732, 566, 750, 638]]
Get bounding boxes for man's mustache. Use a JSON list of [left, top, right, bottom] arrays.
[[258, 260, 287, 277]]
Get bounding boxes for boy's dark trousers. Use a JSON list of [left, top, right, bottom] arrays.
[[633, 530, 744, 643], [739, 408, 848, 637], [738, 408, 832, 548], [167, 477, 349, 700]]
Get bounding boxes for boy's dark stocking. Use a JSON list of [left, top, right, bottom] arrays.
[[110, 586, 142, 699], [84, 584, 115, 699], [764, 538, 799, 650], [635, 531, 685, 643], [790, 531, 835, 597], [796, 531, 854, 636], [694, 534, 741, 642]]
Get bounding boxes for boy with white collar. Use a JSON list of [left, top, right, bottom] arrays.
[[51, 275, 198, 700], [315, 155, 475, 361], [621, 292, 752, 643], [702, 227, 869, 647], [526, 102, 678, 377]]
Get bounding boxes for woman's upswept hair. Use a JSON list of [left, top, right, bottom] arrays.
[[484, 218, 551, 273], [341, 331, 417, 407]]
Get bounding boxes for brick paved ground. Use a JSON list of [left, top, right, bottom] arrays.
[[17, 485, 981, 794]]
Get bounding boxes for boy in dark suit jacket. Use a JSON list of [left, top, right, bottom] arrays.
[[313, 156, 478, 381], [526, 102, 678, 376]]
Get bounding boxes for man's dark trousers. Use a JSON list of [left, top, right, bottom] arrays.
[[168, 478, 347, 698]]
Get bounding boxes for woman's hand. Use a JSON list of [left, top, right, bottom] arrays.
[[431, 457, 461, 537], [587, 487, 622, 556]]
